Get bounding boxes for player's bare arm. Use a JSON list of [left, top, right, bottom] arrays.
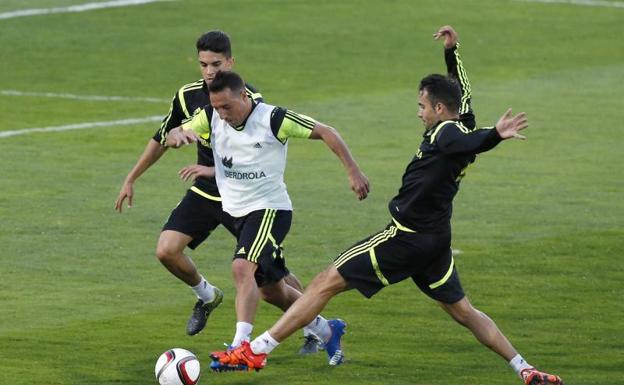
[[115, 139, 168, 212], [309, 122, 370, 200]]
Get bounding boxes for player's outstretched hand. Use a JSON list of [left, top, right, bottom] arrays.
[[166, 127, 199, 148], [179, 165, 215, 182], [433, 25, 458, 49], [349, 169, 370, 201], [114, 181, 133, 213], [495, 108, 528, 140]]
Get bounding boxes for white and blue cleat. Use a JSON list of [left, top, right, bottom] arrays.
[[325, 319, 346, 366]]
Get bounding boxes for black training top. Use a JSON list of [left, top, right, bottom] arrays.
[[153, 80, 262, 198], [388, 44, 503, 233]]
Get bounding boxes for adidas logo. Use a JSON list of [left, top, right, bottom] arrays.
[[237, 247, 246, 255], [221, 156, 233, 168], [253, 142, 262, 149]]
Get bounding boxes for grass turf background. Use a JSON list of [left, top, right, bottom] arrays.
[[0, 1, 622, 384]]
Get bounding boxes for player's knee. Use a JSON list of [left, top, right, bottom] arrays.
[[259, 289, 272, 302], [283, 273, 304, 293], [231, 259, 256, 282], [156, 241, 182, 264], [445, 299, 475, 326], [451, 309, 471, 326], [259, 287, 281, 305]]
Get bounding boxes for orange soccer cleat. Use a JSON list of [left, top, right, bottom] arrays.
[[520, 367, 564, 385], [210, 341, 267, 372]]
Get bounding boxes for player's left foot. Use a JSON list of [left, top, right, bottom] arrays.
[[210, 341, 267, 372], [186, 288, 223, 336], [298, 334, 324, 355], [520, 368, 564, 385], [324, 319, 346, 366]]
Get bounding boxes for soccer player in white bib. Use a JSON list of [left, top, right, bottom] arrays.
[[115, 31, 321, 354], [166, 70, 370, 366]]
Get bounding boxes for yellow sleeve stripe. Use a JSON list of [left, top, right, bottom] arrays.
[[456, 122, 471, 134], [178, 88, 189, 118], [285, 110, 315, 129], [454, 49, 472, 115], [158, 99, 174, 145]]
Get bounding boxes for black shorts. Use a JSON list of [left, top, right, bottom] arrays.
[[334, 222, 464, 304], [231, 209, 292, 286], [162, 189, 236, 249]]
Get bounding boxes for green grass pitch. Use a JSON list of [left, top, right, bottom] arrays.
[[1, 0, 622, 384]]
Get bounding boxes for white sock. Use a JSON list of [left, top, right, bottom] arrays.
[[250, 331, 280, 354], [509, 354, 533, 377], [191, 276, 215, 303], [231, 322, 253, 347], [304, 315, 331, 343]]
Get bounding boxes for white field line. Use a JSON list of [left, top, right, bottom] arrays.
[[0, 0, 173, 20], [0, 90, 169, 104], [0, 116, 162, 138], [518, 0, 624, 8]]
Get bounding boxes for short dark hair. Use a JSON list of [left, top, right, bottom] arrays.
[[196, 30, 232, 57], [208, 71, 245, 94], [419, 74, 461, 114]]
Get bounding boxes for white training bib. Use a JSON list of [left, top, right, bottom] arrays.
[[211, 102, 292, 217]]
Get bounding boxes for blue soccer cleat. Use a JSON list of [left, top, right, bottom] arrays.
[[209, 359, 249, 372], [325, 319, 346, 365]]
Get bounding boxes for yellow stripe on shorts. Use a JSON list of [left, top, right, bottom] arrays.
[[334, 226, 397, 269], [429, 255, 455, 289], [249, 209, 276, 263], [369, 248, 389, 286]]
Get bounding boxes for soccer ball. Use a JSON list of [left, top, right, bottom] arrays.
[[154, 348, 201, 385]]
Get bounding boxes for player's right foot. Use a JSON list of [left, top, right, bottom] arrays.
[[324, 319, 346, 366], [209, 360, 249, 372], [520, 368, 564, 385], [186, 288, 223, 336], [210, 341, 267, 371]]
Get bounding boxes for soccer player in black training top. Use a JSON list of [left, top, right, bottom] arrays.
[[114, 31, 321, 353], [209, 26, 564, 385]]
